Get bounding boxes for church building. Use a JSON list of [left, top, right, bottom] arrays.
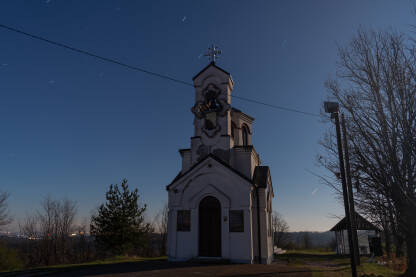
[[166, 48, 274, 264]]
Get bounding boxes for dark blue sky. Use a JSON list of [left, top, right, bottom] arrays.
[[0, 1, 414, 232]]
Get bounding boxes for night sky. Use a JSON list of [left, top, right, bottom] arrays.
[[0, 0, 414, 232]]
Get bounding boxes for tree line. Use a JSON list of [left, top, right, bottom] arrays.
[[271, 212, 336, 251], [0, 179, 168, 271]]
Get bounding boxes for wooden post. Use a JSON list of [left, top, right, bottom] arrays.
[[334, 112, 358, 277], [341, 113, 360, 265]]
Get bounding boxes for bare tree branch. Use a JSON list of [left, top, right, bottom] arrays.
[[0, 191, 12, 229], [320, 29, 416, 275]]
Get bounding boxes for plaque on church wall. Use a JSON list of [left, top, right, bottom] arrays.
[[177, 210, 190, 231], [229, 210, 244, 232]]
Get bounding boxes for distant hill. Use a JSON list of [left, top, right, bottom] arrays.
[[284, 231, 335, 248]]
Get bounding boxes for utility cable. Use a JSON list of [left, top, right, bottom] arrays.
[[0, 23, 320, 118]]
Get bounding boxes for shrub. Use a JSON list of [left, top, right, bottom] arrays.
[[0, 243, 23, 271]]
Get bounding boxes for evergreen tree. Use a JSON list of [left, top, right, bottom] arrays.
[[90, 179, 150, 255]]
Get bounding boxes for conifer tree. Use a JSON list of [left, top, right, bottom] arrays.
[[91, 179, 150, 255]]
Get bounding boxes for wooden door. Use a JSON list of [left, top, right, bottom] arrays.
[[199, 196, 221, 257]]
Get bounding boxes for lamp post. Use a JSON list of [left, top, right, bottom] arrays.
[[324, 101, 357, 277], [341, 113, 360, 266]]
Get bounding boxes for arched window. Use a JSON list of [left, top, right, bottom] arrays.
[[231, 122, 236, 140], [242, 125, 249, 146]]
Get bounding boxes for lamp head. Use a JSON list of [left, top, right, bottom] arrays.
[[324, 101, 339, 114]]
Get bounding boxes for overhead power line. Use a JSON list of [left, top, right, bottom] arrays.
[[0, 23, 320, 118], [232, 95, 319, 117], [0, 24, 192, 87]]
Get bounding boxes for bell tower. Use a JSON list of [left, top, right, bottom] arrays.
[[190, 46, 234, 165]]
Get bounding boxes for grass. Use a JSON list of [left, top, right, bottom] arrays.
[[0, 256, 167, 276], [1, 250, 406, 277], [278, 249, 404, 277], [43, 255, 167, 269]]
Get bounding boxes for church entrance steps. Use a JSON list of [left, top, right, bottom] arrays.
[[189, 257, 231, 264]]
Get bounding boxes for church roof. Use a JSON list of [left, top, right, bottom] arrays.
[[166, 153, 252, 190], [167, 153, 274, 193], [231, 107, 255, 122], [330, 212, 380, 232], [192, 62, 230, 81]]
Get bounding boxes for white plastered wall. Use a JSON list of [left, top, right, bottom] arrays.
[[167, 157, 254, 263]]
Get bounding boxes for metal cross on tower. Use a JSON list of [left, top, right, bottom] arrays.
[[204, 44, 222, 63]]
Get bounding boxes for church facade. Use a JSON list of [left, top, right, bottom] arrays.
[[166, 61, 274, 264]]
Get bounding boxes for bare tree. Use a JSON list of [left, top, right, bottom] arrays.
[[321, 29, 416, 276], [19, 215, 39, 239], [72, 218, 93, 263], [19, 214, 41, 267], [154, 204, 168, 256], [19, 196, 77, 266], [271, 211, 289, 248], [302, 232, 311, 249], [37, 196, 57, 265], [56, 199, 77, 263], [0, 192, 12, 229]]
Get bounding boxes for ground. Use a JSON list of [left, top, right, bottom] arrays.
[[0, 251, 404, 277]]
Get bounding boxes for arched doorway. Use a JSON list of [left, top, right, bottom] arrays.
[[199, 196, 221, 257]]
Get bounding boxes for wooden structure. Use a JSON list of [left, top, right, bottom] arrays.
[[330, 212, 380, 255]]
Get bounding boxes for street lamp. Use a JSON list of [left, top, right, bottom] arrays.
[[324, 101, 339, 114], [325, 105, 360, 265], [324, 101, 358, 277]]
